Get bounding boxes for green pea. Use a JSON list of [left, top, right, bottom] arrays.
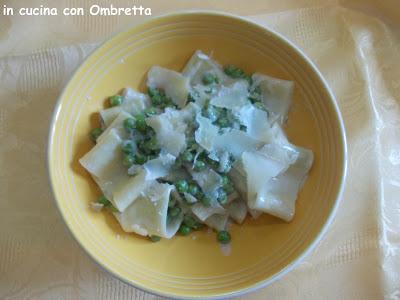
[[162, 98, 176, 109], [221, 176, 234, 193], [217, 117, 230, 128], [148, 87, 164, 106], [202, 73, 219, 85], [221, 175, 230, 187], [135, 114, 147, 132], [145, 107, 158, 116], [181, 150, 194, 163], [149, 235, 161, 242], [183, 215, 197, 228], [148, 87, 158, 98], [188, 184, 199, 196], [133, 153, 147, 165], [121, 140, 135, 154], [122, 154, 135, 166], [145, 137, 159, 151], [123, 118, 136, 132], [217, 230, 231, 244], [168, 206, 181, 218], [193, 160, 206, 171], [139, 138, 157, 155], [90, 128, 103, 142], [175, 180, 189, 193], [179, 224, 192, 236], [217, 190, 228, 205], [109, 95, 123, 107], [98, 195, 111, 206], [152, 95, 163, 106], [223, 65, 246, 79]]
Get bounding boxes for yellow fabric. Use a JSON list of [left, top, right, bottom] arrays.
[[0, 0, 399, 299]]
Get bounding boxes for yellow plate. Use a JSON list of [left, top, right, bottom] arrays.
[[48, 12, 347, 299]]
